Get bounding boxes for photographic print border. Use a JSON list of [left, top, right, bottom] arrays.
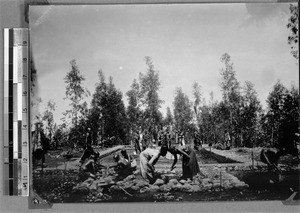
[[1, 0, 299, 212]]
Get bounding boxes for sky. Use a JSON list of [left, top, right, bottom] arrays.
[[29, 3, 298, 125]]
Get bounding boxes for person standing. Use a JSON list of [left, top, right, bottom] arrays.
[[32, 122, 49, 168], [132, 130, 141, 154]]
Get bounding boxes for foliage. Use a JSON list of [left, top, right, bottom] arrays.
[[163, 107, 174, 126], [126, 79, 143, 133], [173, 87, 193, 139], [264, 81, 299, 152], [42, 100, 56, 148], [139, 57, 163, 131], [89, 70, 128, 146], [63, 59, 90, 127], [219, 53, 243, 147], [287, 4, 298, 60]]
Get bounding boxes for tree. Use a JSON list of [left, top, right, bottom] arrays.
[[240, 81, 262, 147], [173, 87, 193, 138], [126, 79, 143, 133], [192, 82, 202, 121], [139, 57, 163, 130], [266, 80, 288, 146], [164, 107, 174, 126], [42, 100, 56, 148], [90, 70, 128, 146], [219, 53, 242, 147], [63, 59, 90, 127], [287, 4, 298, 60]]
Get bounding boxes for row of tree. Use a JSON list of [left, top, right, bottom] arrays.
[[34, 52, 298, 153], [32, 4, 298, 151]]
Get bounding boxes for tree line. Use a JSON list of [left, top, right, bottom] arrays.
[[33, 52, 298, 154], [31, 4, 298, 152]]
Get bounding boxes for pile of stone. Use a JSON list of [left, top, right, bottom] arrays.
[[71, 165, 249, 202]]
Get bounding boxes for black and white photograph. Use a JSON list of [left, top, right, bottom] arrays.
[[29, 3, 299, 203]]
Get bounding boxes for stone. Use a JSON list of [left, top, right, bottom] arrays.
[[172, 184, 183, 191], [167, 182, 174, 188], [165, 195, 175, 201], [104, 176, 113, 184], [89, 182, 98, 191], [139, 186, 150, 193], [110, 185, 121, 192], [182, 183, 192, 191], [116, 181, 124, 186], [133, 170, 140, 175], [154, 179, 164, 186], [131, 185, 140, 191], [234, 183, 249, 189], [136, 180, 149, 188], [124, 175, 135, 181], [149, 185, 160, 192], [159, 185, 171, 192], [169, 179, 179, 185], [188, 185, 201, 193], [192, 179, 200, 185], [179, 179, 186, 185], [123, 182, 134, 189]]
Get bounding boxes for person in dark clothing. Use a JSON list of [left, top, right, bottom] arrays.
[[179, 145, 200, 180], [85, 128, 93, 147], [32, 122, 50, 168], [79, 145, 99, 165], [260, 148, 282, 173], [133, 130, 141, 154], [194, 130, 202, 151], [141, 130, 151, 151]]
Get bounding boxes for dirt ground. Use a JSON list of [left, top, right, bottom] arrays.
[[33, 145, 300, 203]]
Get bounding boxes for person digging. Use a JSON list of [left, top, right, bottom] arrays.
[[260, 147, 283, 184]]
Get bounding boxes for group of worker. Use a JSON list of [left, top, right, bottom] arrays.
[[136, 126, 201, 184], [132, 125, 202, 154]]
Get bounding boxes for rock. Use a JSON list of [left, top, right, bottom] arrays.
[[192, 179, 200, 185], [72, 184, 89, 194], [159, 185, 171, 192], [179, 179, 186, 185], [176, 196, 183, 201], [124, 175, 135, 181], [116, 181, 124, 185], [172, 184, 183, 191], [110, 185, 121, 192], [123, 182, 134, 189], [139, 186, 150, 193], [154, 179, 164, 186], [189, 185, 201, 193], [104, 176, 113, 184], [165, 195, 175, 201], [169, 179, 179, 185], [234, 183, 249, 189], [202, 183, 213, 191], [182, 183, 192, 192], [167, 182, 175, 188], [136, 180, 149, 188], [201, 178, 211, 184], [89, 182, 98, 191], [133, 170, 140, 175], [149, 185, 160, 192], [131, 185, 140, 191]]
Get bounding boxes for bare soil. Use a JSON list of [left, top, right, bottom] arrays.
[[33, 146, 300, 203]]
